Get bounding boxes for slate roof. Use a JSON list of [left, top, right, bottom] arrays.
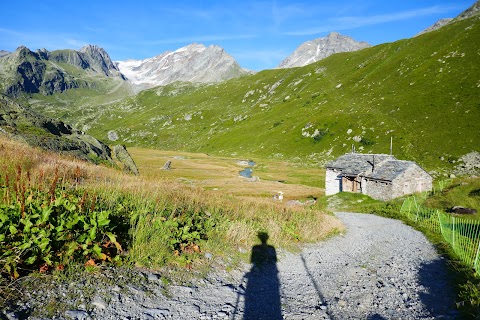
[[326, 153, 421, 182]]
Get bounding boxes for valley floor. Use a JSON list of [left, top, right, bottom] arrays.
[[4, 212, 458, 319]]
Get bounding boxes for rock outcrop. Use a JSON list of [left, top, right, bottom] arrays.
[[454, 152, 480, 176], [416, 18, 454, 36], [113, 145, 139, 175], [0, 45, 125, 97], [456, 0, 480, 20], [116, 43, 248, 88], [0, 94, 113, 164], [277, 32, 370, 69], [79, 45, 125, 78]]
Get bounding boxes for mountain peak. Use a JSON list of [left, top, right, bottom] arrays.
[[277, 32, 370, 69], [80, 44, 105, 53], [78, 44, 123, 78], [116, 43, 247, 88], [456, 0, 480, 20], [0, 44, 126, 97]]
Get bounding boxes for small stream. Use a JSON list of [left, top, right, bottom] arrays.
[[238, 160, 256, 178]]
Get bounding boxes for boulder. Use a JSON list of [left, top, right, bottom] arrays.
[[449, 206, 478, 214], [161, 160, 172, 170], [113, 145, 139, 175]]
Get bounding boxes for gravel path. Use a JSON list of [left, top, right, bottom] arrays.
[[4, 212, 458, 319]]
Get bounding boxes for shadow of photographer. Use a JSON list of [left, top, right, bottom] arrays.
[[243, 231, 282, 320]]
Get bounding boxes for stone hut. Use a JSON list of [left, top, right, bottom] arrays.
[[325, 153, 432, 201]]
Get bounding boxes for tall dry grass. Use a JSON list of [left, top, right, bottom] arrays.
[[0, 135, 342, 271]]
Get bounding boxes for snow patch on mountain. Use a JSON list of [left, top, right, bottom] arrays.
[[278, 32, 370, 69], [117, 43, 248, 88]]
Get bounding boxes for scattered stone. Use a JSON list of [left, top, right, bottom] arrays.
[[2, 310, 19, 320], [246, 176, 260, 182], [147, 273, 160, 281], [91, 296, 107, 310], [144, 308, 170, 317], [161, 160, 172, 170], [65, 310, 90, 320], [107, 130, 119, 141]]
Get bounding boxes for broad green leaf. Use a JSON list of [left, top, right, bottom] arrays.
[[97, 211, 110, 227], [65, 241, 79, 256], [24, 256, 37, 265], [22, 219, 33, 233], [106, 232, 122, 251], [41, 207, 52, 223], [0, 213, 8, 222], [19, 241, 32, 250], [9, 225, 17, 235], [89, 226, 97, 241], [92, 244, 102, 257], [38, 238, 50, 251]]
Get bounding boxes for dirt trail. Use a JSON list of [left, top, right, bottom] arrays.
[[4, 212, 458, 319]]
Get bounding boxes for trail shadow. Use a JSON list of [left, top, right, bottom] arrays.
[[243, 232, 282, 320], [417, 258, 458, 318]]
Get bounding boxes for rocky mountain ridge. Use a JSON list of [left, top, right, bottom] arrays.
[[116, 43, 249, 89], [416, 18, 454, 36], [277, 32, 370, 69], [417, 0, 480, 35], [457, 0, 480, 20], [0, 45, 125, 97]]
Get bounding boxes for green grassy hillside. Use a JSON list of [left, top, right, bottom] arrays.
[[30, 16, 480, 173]]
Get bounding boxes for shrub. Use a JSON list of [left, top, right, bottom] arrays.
[[0, 167, 122, 278]]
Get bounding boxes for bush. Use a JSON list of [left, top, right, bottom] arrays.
[[0, 167, 122, 278]]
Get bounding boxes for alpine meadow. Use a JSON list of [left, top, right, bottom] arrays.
[[1, 1, 480, 318]]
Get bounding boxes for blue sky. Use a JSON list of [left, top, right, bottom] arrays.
[[0, 0, 473, 70]]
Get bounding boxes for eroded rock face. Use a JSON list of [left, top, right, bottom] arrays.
[[277, 32, 370, 69], [0, 94, 113, 164]]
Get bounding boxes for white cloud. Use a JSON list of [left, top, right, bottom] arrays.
[[284, 5, 465, 36]]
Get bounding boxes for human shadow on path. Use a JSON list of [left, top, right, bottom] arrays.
[[417, 258, 459, 318], [243, 232, 282, 320]]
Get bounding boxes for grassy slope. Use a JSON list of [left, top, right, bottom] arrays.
[[25, 16, 480, 173]]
